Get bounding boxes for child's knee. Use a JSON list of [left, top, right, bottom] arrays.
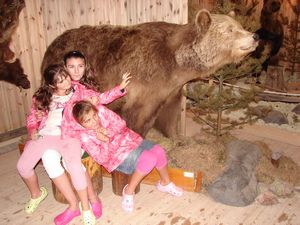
[[136, 151, 157, 174], [151, 145, 168, 169], [42, 150, 65, 178], [16, 159, 33, 178]]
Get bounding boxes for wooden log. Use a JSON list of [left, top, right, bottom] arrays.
[[52, 154, 103, 204], [142, 167, 202, 192], [111, 170, 140, 196], [102, 166, 202, 193]]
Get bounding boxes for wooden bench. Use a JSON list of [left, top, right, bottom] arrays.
[[102, 167, 202, 195]]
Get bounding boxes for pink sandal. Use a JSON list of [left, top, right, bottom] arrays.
[[157, 181, 183, 197], [54, 208, 80, 225], [91, 199, 102, 219], [122, 184, 134, 212]]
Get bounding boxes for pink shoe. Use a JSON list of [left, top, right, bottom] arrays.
[[54, 208, 81, 225], [157, 181, 183, 197], [91, 200, 102, 219], [121, 184, 134, 212]]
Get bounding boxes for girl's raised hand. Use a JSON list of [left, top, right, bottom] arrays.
[[120, 72, 132, 90]]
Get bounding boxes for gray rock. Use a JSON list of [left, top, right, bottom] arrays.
[[292, 104, 300, 115], [262, 110, 288, 125], [207, 140, 261, 207]]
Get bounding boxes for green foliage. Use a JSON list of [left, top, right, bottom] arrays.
[[212, 0, 261, 32], [186, 0, 265, 136], [279, 0, 300, 77]]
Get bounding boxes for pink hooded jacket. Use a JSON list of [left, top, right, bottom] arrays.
[[61, 100, 143, 173], [26, 82, 125, 137]]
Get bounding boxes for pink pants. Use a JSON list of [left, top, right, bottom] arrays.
[[136, 145, 168, 175], [17, 135, 87, 190]]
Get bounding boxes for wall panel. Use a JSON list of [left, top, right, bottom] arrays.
[[0, 0, 188, 133]]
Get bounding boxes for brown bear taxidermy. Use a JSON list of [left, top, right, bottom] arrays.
[[0, 0, 30, 89], [41, 9, 258, 138]]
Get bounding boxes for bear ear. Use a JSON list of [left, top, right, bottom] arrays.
[[195, 9, 211, 34], [228, 10, 235, 18]]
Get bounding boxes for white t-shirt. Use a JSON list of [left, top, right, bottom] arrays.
[[39, 91, 73, 136]]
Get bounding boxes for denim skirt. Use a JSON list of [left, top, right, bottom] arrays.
[[115, 140, 155, 174]]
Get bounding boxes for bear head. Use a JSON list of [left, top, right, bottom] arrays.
[[175, 10, 258, 73]]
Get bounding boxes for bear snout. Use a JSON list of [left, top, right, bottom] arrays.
[[253, 33, 259, 41]]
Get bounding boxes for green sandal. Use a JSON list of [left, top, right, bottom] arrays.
[[24, 187, 48, 214], [82, 209, 96, 225], [79, 202, 96, 225]]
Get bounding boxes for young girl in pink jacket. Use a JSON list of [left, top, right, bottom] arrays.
[[17, 64, 130, 225], [33, 51, 130, 225], [62, 100, 183, 212]]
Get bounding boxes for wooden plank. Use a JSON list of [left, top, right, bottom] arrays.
[[102, 166, 202, 192]]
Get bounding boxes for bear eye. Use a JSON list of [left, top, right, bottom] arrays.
[[227, 26, 233, 33]]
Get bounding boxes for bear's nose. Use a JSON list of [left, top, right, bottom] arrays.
[[253, 33, 259, 41]]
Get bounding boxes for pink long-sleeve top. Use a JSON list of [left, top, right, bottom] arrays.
[[26, 82, 125, 137], [61, 99, 143, 173]]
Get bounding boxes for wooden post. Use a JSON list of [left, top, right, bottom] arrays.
[[111, 170, 140, 196]]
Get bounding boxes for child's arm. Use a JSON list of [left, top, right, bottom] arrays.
[[26, 98, 43, 139], [80, 133, 108, 165], [97, 72, 131, 105]]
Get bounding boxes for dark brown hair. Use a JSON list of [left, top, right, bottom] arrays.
[[33, 64, 70, 111], [63, 50, 101, 91], [72, 100, 98, 125]]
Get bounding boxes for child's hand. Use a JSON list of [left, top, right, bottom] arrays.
[[86, 96, 99, 105], [97, 126, 108, 135], [30, 129, 39, 140], [119, 72, 132, 90], [95, 127, 109, 142], [35, 110, 44, 121]]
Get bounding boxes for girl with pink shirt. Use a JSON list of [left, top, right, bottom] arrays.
[[17, 62, 130, 225], [63, 100, 183, 213], [17, 64, 97, 225]]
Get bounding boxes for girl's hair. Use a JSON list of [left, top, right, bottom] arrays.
[[63, 50, 101, 91], [72, 100, 98, 125], [34, 64, 70, 111]]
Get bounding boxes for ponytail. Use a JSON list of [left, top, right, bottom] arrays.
[[33, 85, 53, 111], [34, 64, 66, 111]]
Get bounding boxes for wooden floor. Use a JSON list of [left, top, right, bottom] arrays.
[[0, 149, 300, 225]]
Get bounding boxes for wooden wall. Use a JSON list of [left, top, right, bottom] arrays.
[[0, 0, 188, 134]]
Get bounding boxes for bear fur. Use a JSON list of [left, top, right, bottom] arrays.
[[253, 0, 284, 73], [41, 10, 258, 137], [0, 59, 30, 89], [0, 0, 30, 89]]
